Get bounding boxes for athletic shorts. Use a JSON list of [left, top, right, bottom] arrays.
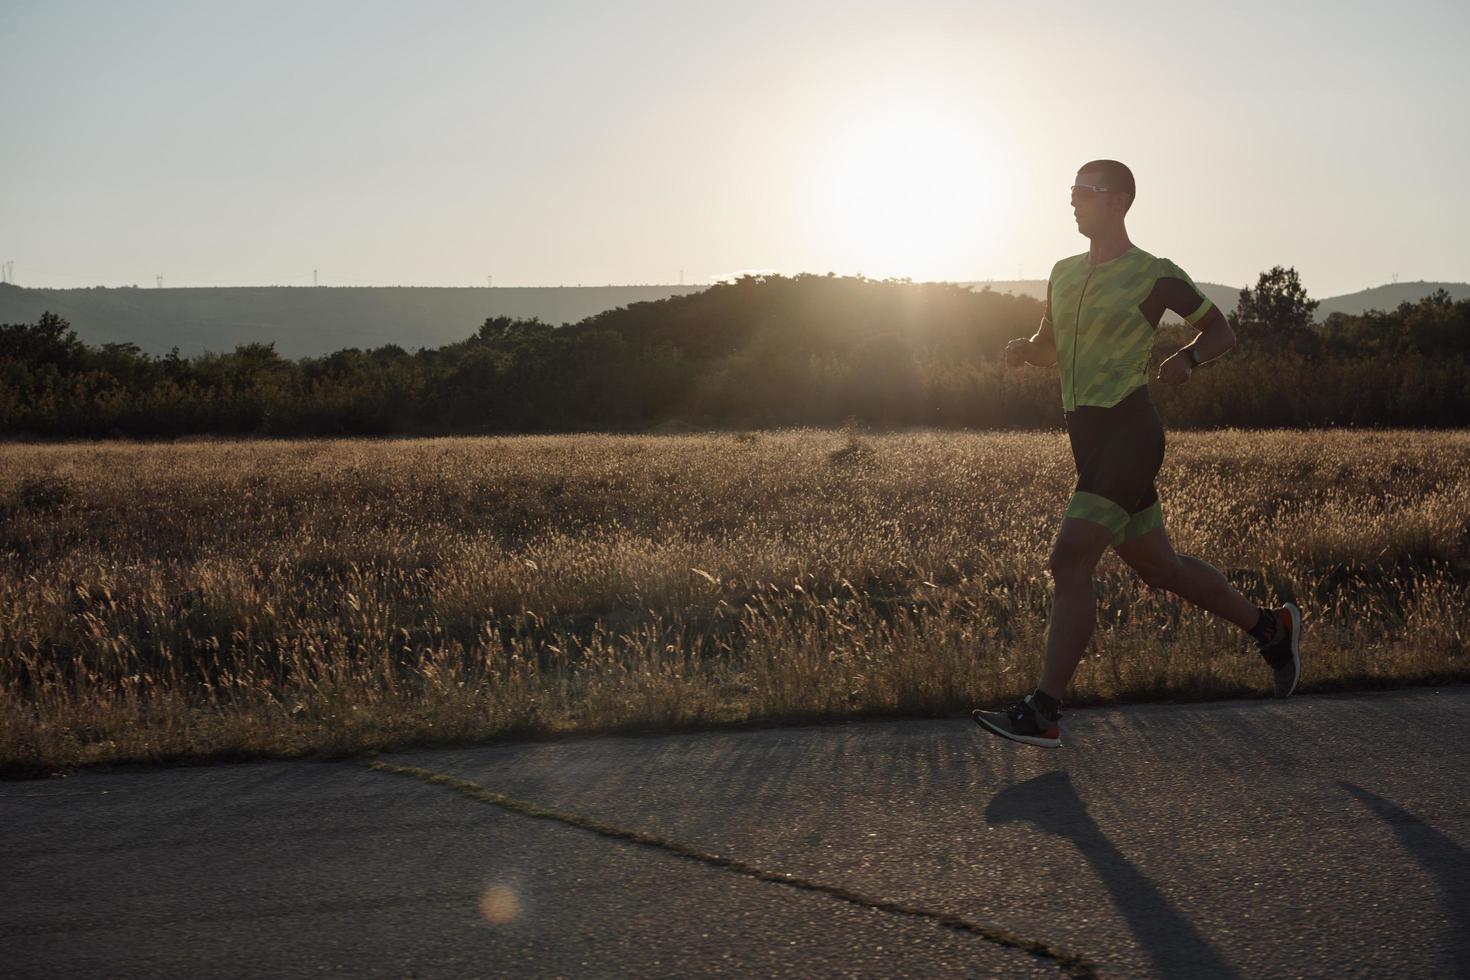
[[1063, 384, 1165, 546]]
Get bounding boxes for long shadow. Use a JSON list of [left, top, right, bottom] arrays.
[[986, 771, 1238, 979], [1341, 782, 1470, 978]]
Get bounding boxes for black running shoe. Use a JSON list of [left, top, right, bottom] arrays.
[[1257, 602, 1302, 698], [972, 696, 1062, 748]]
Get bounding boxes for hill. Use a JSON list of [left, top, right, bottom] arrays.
[[0, 283, 705, 359], [1314, 281, 1470, 319], [1, 276, 1464, 358], [2, 273, 1467, 437]]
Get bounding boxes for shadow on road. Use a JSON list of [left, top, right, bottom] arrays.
[[986, 771, 1238, 979], [1341, 782, 1470, 978]]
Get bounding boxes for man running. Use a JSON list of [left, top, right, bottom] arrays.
[[973, 159, 1301, 748]]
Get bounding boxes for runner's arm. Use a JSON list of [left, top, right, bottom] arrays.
[[1026, 312, 1058, 366], [1179, 305, 1236, 364], [1025, 278, 1058, 366], [1145, 262, 1236, 366], [1005, 278, 1058, 366]]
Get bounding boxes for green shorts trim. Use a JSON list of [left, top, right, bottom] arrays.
[[1065, 493, 1164, 546], [1065, 490, 1129, 535], [1117, 498, 1164, 544]]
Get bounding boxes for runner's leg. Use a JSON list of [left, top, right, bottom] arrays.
[[1038, 516, 1117, 700], [1113, 525, 1257, 629]]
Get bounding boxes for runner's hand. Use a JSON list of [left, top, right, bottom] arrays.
[[1004, 338, 1032, 367], [1156, 352, 1193, 386]]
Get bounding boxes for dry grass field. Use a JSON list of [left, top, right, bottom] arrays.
[[2, 429, 1467, 775]]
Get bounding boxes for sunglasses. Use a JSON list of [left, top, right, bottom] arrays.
[[1070, 182, 1118, 194]]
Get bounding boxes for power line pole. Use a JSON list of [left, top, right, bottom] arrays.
[[156, 274, 164, 288], [314, 269, 319, 287], [487, 274, 492, 288]]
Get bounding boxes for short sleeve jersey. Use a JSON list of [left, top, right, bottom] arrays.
[[1045, 246, 1214, 412]]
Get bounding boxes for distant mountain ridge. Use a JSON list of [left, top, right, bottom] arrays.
[[0, 277, 1463, 359], [0, 284, 707, 359], [1313, 281, 1470, 318]]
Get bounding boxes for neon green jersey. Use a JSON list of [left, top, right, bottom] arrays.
[[1046, 246, 1215, 412]]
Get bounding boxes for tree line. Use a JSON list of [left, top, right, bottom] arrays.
[[2, 268, 1467, 437]]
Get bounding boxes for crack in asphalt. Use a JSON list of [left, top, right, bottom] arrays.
[[368, 759, 1100, 978]]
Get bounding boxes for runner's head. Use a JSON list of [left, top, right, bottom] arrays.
[[1071, 160, 1135, 239]]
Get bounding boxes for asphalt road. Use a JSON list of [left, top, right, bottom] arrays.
[[3, 687, 1468, 979]]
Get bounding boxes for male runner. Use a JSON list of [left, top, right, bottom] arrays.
[[972, 159, 1301, 748]]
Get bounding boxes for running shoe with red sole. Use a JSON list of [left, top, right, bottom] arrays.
[[972, 695, 1062, 748], [1258, 602, 1303, 698]]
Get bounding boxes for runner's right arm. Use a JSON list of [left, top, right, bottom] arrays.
[[1005, 280, 1058, 367], [1026, 308, 1058, 366]]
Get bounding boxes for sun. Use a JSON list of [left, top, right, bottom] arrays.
[[803, 101, 1018, 282]]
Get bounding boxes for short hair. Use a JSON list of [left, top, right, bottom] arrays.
[[1077, 159, 1135, 200]]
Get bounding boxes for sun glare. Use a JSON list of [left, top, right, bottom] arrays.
[[804, 101, 1018, 282]]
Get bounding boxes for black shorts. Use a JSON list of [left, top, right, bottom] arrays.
[[1063, 385, 1166, 543]]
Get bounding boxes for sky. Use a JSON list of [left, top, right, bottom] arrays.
[[2, 0, 1466, 298]]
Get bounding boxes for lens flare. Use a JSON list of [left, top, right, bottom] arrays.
[[479, 885, 522, 926]]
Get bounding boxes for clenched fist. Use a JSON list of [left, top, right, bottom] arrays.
[[1004, 338, 1033, 367], [1156, 351, 1194, 386]]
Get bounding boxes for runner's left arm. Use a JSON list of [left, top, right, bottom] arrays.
[[1184, 306, 1236, 363], [1148, 259, 1236, 365]]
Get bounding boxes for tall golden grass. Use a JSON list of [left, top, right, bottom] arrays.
[[2, 429, 1466, 775]]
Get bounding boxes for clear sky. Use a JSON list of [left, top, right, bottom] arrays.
[[2, 0, 1466, 297]]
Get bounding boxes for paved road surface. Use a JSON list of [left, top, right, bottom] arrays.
[[4, 687, 1468, 978]]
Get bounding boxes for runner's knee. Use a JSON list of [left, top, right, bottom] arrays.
[[1049, 541, 1101, 584], [1136, 558, 1183, 591]]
